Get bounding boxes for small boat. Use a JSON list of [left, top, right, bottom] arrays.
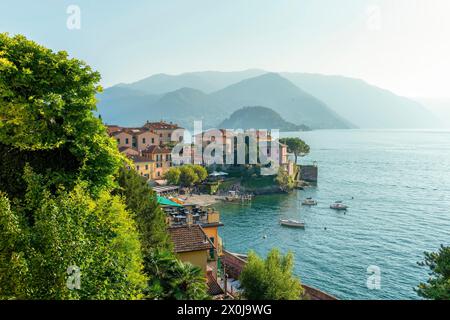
[[330, 201, 348, 210], [302, 197, 318, 206], [280, 219, 305, 228]]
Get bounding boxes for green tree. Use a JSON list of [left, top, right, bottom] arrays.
[[115, 167, 171, 254], [0, 34, 147, 300], [0, 33, 122, 197], [279, 137, 310, 165], [179, 166, 199, 187], [145, 250, 209, 300], [164, 167, 181, 185], [0, 168, 147, 300], [416, 245, 450, 300], [190, 165, 208, 183], [240, 249, 304, 300]]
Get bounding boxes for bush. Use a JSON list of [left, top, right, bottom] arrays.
[[240, 249, 304, 300], [0, 169, 147, 300]]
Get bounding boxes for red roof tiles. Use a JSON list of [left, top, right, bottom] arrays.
[[168, 225, 212, 253]]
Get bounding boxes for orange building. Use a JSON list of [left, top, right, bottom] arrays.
[[127, 155, 155, 180], [142, 145, 173, 179], [143, 121, 184, 146]]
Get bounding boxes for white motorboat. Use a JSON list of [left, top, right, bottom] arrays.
[[280, 219, 306, 228], [330, 201, 348, 210], [302, 197, 318, 206]]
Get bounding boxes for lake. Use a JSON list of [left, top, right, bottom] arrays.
[[216, 129, 450, 300]]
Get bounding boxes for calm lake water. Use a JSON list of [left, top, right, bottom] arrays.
[[216, 129, 450, 300]]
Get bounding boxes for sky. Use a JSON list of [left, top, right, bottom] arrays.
[[1, 0, 450, 98]]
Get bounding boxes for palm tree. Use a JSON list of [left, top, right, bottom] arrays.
[[145, 250, 210, 300], [169, 260, 210, 300]]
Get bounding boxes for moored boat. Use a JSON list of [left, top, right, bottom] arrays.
[[302, 197, 318, 206], [280, 219, 306, 228], [330, 201, 348, 210]]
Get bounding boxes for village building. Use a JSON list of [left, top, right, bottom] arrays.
[[106, 121, 183, 181], [127, 155, 155, 180], [168, 225, 214, 274], [191, 129, 290, 169], [141, 145, 173, 179], [143, 121, 184, 146]]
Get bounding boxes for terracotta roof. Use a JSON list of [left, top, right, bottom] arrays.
[[142, 145, 172, 154], [119, 146, 136, 152], [168, 225, 212, 253], [127, 155, 153, 163], [144, 121, 182, 130], [106, 125, 121, 135], [111, 127, 157, 137], [207, 272, 224, 296]]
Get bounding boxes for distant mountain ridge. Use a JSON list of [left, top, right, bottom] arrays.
[[281, 73, 439, 129], [97, 70, 439, 130], [211, 73, 353, 129], [219, 106, 311, 132]]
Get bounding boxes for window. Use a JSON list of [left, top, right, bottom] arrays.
[[151, 138, 155, 144], [142, 138, 146, 144], [159, 134, 163, 138], [136, 165, 140, 171], [145, 165, 148, 170], [168, 133, 171, 138], [157, 171, 160, 177], [209, 237, 215, 259], [117, 139, 120, 144], [125, 138, 129, 144]]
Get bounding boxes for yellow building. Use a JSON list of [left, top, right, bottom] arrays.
[[127, 155, 155, 180], [168, 225, 213, 274], [141, 145, 173, 180]]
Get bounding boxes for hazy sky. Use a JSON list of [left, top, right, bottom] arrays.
[[1, 0, 450, 98]]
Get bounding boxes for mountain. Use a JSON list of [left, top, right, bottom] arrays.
[[147, 88, 227, 129], [118, 69, 266, 95], [98, 70, 439, 130], [282, 73, 439, 129], [96, 87, 160, 126], [415, 98, 450, 128], [219, 106, 311, 132], [97, 72, 353, 129], [211, 73, 354, 129], [98, 87, 224, 129]]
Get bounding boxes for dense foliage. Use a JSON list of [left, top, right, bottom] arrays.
[[0, 33, 122, 197], [0, 168, 147, 299], [275, 167, 295, 192], [164, 164, 208, 187], [115, 167, 172, 254], [416, 245, 450, 300], [0, 34, 145, 300], [240, 249, 304, 300]]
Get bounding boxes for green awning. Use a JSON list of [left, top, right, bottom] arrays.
[[157, 196, 183, 207]]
